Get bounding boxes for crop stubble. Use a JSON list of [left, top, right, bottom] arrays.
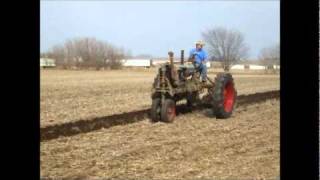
[[41, 99, 279, 180], [40, 69, 279, 179]]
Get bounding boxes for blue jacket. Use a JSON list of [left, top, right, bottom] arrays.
[[189, 48, 208, 64]]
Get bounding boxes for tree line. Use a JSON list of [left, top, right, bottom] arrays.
[[41, 37, 131, 70]]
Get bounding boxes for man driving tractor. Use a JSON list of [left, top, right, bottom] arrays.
[[189, 40, 208, 82]]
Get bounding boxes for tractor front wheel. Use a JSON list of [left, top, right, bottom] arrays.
[[161, 99, 176, 123], [150, 98, 161, 122]]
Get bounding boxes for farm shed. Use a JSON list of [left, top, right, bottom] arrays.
[[121, 59, 151, 67], [231, 64, 266, 70], [40, 58, 56, 68], [266, 65, 280, 70], [249, 65, 266, 70], [205, 61, 211, 68], [273, 65, 280, 69], [231, 64, 246, 70]]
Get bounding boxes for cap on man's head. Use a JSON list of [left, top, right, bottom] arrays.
[[195, 40, 205, 46]]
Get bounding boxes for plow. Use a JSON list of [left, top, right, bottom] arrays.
[[41, 90, 279, 141], [151, 50, 237, 122]]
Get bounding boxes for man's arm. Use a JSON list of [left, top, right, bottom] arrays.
[[188, 49, 196, 62], [189, 49, 193, 58]]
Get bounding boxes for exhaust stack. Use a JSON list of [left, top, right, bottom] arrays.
[[180, 50, 184, 65], [168, 51, 174, 67]]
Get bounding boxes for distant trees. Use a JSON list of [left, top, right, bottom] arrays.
[[258, 43, 280, 67], [134, 54, 153, 59], [50, 45, 66, 68], [202, 27, 249, 71], [44, 37, 130, 70], [258, 43, 280, 73]]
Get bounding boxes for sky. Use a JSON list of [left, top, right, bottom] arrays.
[[40, 0, 279, 59]]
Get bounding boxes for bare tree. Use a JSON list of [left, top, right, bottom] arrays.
[[40, 52, 47, 58], [134, 54, 153, 58], [202, 27, 249, 71], [49, 45, 67, 68], [259, 43, 280, 66], [46, 37, 129, 70], [124, 49, 133, 59], [105, 46, 125, 69]]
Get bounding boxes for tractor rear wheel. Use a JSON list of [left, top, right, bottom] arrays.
[[150, 98, 161, 122], [212, 73, 237, 118], [161, 99, 176, 123]]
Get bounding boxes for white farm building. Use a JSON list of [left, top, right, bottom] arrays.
[[231, 64, 267, 70], [273, 65, 280, 69], [248, 65, 266, 70], [40, 58, 56, 68], [121, 59, 151, 67], [230, 64, 247, 70]]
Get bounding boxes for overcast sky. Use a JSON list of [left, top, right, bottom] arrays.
[[40, 0, 279, 59]]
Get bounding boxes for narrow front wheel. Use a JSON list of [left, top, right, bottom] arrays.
[[150, 98, 161, 122], [161, 99, 176, 123]]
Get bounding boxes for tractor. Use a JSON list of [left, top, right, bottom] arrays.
[[150, 50, 237, 122]]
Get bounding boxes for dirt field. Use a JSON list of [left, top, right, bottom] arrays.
[[40, 69, 280, 179], [41, 99, 280, 180], [40, 69, 279, 127]]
